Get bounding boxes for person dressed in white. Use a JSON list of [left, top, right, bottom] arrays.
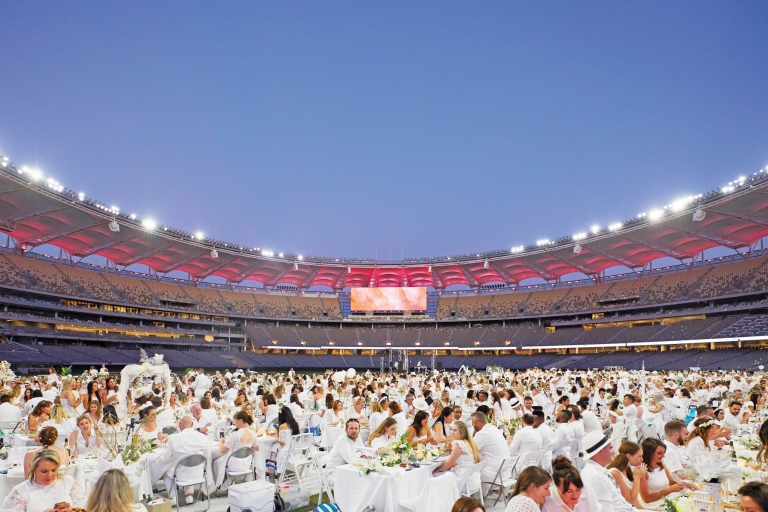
[[507, 413, 542, 458], [533, 409, 555, 473], [212, 411, 259, 488], [662, 419, 694, 480], [580, 430, 637, 512], [191, 371, 211, 398], [325, 419, 369, 486], [551, 411, 575, 460], [0, 393, 21, 426], [154, 416, 212, 505], [368, 418, 398, 454], [685, 417, 726, 460], [68, 415, 102, 459], [470, 411, 508, 482], [1, 449, 85, 512], [542, 456, 603, 512], [434, 421, 482, 496], [190, 403, 215, 440]]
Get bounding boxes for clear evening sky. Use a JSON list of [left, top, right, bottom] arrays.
[[1, 3, 767, 263]]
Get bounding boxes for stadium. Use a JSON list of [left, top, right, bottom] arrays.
[[1, 154, 768, 373]]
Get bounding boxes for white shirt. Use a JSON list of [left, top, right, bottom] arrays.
[[542, 481, 603, 512], [552, 423, 574, 459], [0, 402, 21, 424], [581, 459, 634, 512], [157, 427, 211, 487], [663, 439, 691, 474], [509, 425, 542, 458], [473, 423, 507, 480], [325, 434, 365, 485], [582, 410, 603, 434]]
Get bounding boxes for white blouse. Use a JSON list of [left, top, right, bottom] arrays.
[[1, 476, 85, 512], [505, 494, 542, 512]]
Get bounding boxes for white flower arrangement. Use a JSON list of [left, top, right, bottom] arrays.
[[661, 494, 696, 512], [740, 433, 762, 451], [0, 361, 15, 382]]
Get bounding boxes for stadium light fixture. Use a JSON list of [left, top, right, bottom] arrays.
[[77, 192, 85, 201], [572, 232, 587, 241], [278, 253, 284, 258], [648, 209, 664, 221], [608, 222, 623, 231], [108, 219, 120, 233], [573, 242, 583, 254], [483, 259, 489, 269], [693, 207, 706, 222], [721, 185, 735, 193], [535, 239, 550, 246], [142, 218, 157, 230], [194, 231, 204, 240], [590, 225, 600, 234], [28, 168, 43, 182], [129, 214, 136, 220], [297, 255, 303, 261], [210, 248, 219, 259], [510, 246, 524, 254]]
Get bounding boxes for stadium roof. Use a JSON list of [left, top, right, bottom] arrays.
[[1, 157, 768, 290]]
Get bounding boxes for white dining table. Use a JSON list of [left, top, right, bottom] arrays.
[[333, 461, 438, 512]]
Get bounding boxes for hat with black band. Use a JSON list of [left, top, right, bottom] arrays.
[[582, 431, 612, 460]]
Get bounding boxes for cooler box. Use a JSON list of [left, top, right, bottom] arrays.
[[228, 480, 275, 512]]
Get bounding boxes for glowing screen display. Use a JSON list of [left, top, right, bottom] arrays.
[[350, 287, 427, 311]]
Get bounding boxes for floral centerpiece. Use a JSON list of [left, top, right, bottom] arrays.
[[500, 416, 522, 437], [661, 494, 696, 512], [380, 433, 412, 466], [740, 433, 762, 451], [122, 435, 157, 465], [0, 361, 15, 382], [412, 444, 440, 461]]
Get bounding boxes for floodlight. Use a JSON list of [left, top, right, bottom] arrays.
[[591, 225, 600, 234], [278, 253, 284, 258], [142, 219, 157, 230], [108, 219, 120, 233], [692, 208, 706, 222], [572, 232, 587, 241], [194, 231, 204, 240], [210, 248, 219, 259], [721, 185, 735, 193], [648, 210, 664, 221], [28, 169, 43, 182], [573, 242, 583, 254], [297, 255, 303, 261], [609, 222, 623, 231], [77, 192, 85, 201], [535, 239, 550, 246]]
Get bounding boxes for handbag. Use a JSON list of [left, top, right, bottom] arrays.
[[274, 492, 286, 512]]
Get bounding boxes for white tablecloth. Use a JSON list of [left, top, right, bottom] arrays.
[[333, 463, 433, 512]]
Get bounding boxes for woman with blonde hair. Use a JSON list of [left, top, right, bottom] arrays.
[[2, 449, 85, 512], [39, 399, 77, 440], [60, 377, 82, 418], [86, 468, 146, 512], [69, 414, 102, 458], [435, 421, 481, 496], [24, 426, 70, 476], [368, 417, 398, 454]]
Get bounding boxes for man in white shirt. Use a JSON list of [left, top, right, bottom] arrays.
[[532, 409, 554, 472], [663, 419, 693, 480], [507, 413, 542, 458], [721, 401, 745, 434], [154, 416, 212, 505], [325, 419, 368, 486], [578, 400, 603, 434], [0, 394, 21, 426], [551, 410, 575, 460], [190, 403, 214, 439], [191, 371, 211, 398], [471, 411, 508, 482], [41, 383, 58, 402], [580, 430, 636, 512]]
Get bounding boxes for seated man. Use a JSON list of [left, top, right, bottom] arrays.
[[471, 411, 507, 483], [506, 413, 541, 458], [663, 419, 694, 481], [325, 419, 369, 486], [581, 430, 637, 512], [0, 393, 21, 426], [156, 416, 212, 505], [190, 403, 215, 439]]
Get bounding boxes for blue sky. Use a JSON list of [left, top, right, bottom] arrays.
[[1, 2, 767, 262]]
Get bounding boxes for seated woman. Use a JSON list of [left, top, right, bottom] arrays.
[[287, 394, 304, 418], [434, 421, 481, 495], [86, 399, 103, 428], [432, 406, 455, 444], [405, 411, 437, 447], [505, 466, 552, 512], [542, 456, 601, 512], [68, 414, 103, 458], [24, 427, 70, 477], [137, 406, 168, 443], [388, 402, 408, 436], [606, 441, 647, 508], [323, 400, 343, 428], [368, 400, 387, 433], [368, 418, 398, 455], [345, 398, 365, 421], [271, 408, 300, 476], [86, 468, 147, 512], [38, 400, 77, 441], [213, 411, 259, 488], [638, 438, 693, 508], [686, 417, 726, 458], [2, 449, 85, 512], [27, 400, 52, 434]]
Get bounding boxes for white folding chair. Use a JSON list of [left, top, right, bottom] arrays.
[[401, 472, 459, 512], [457, 460, 486, 506], [225, 446, 256, 483], [170, 454, 210, 512], [513, 450, 541, 478], [483, 456, 517, 506]]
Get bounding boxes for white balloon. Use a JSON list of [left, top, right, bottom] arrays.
[[347, 368, 356, 378]]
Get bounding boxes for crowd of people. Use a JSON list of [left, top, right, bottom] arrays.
[[0, 363, 766, 511]]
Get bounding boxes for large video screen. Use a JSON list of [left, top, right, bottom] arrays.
[[350, 287, 427, 312]]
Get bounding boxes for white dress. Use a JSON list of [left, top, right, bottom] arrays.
[[38, 418, 77, 443], [505, 494, 542, 512], [274, 428, 294, 473], [213, 428, 255, 486], [644, 466, 675, 509], [1, 475, 86, 512], [61, 396, 80, 418], [264, 404, 279, 427], [451, 439, 480, 495]]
